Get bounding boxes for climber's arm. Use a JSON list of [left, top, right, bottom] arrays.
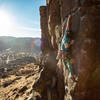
[[65, 40, 74, 48], [66, 15, 72, 31]]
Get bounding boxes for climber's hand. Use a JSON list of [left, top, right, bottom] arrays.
[[71, 40, 74, 45], [65, 44, 70, 48]]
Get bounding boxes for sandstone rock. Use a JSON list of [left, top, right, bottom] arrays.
[[60, 0, 80, 20], [18, 86, 28, 94], [40, 6, 52, 52], [33, 52, 65, 100], [39, 0, 100, 100], [47, 0, 61, 49], [80, 0, 100, 6], [71, 7, 99, 100]]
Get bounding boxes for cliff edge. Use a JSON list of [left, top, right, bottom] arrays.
[[33, 0, 100, 100]]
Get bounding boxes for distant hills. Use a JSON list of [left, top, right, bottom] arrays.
[[0, 36, 41, 54]]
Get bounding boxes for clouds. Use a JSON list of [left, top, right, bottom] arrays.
[[20, 27, 41, 32], [0, 0, 45, 38], [0, 10, 41, 38], [0, 25, 41, 38], [14, 26, 41, 38]]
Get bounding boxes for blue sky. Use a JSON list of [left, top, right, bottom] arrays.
[[0, 0, 46, 38]]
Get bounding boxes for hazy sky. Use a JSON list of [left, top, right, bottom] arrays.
[[0, 0, 46, 38]]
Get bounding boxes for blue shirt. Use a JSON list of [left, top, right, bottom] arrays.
[[61, 32, 71, 52]]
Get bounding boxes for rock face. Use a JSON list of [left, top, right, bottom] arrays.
[[40, 6, 52, 53], [33, 0, 100, 100]]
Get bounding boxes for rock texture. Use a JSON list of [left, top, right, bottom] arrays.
[[33, 0, 100, 100], [40, 6, 52, 53], [0, 63, 41, 100]]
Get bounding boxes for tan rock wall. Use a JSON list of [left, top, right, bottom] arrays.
[[40, 6, 52, 53], [72, 7, 99, 100], [39, 0, 100, 100], [47, 0, 61, 49]]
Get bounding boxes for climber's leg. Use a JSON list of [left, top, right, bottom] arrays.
[[62, 60, 66, 68], [67, 59, 73, 77], [62, 60, 67, 84], [62, 60, 68, 96]]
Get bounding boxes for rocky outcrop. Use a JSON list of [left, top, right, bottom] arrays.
[[0, 63, 41, 100], [33, 0, 100, 100], [40, 6, 52, 53], [33, 52, 65, 100]]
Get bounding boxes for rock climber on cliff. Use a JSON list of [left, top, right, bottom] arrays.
[[56, 15, 75, 81]]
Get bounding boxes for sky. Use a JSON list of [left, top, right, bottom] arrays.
[[0, 0, 46, 38]]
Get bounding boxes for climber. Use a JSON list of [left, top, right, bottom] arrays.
[[56, 15, 75, 81]]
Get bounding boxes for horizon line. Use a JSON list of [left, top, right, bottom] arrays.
[[0, 35, 41, 38]]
